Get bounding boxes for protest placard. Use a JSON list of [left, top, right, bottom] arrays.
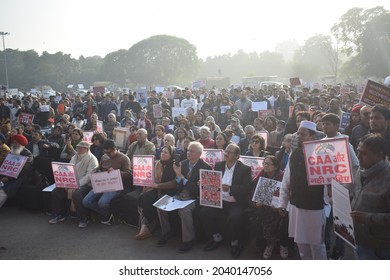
[[201, 149, 223, 169], [90, 169, 123, 193], [303, 138, 353, 186], [339, 112, 351, 133], [360, 79, 390, 107], [0, 154, 28, 178], [331, 180, 356, 248], [132, 155, 154, 187], [40, 105, 50, 112], [82, 131, 94, 143], [153, 194, 195, 211], [252, 177, 281, 207], [251, 101, 267, 111], [172, 107, 188, 118], [51, 162, 79, 189], [96, 120, 103, 133], [155, 86, 164, 93], [113, 127, 129, 151], [239, 156, 265, 180], [17, 112, 34, 125], [290, 77, 301, 88], [153, 104, 163, 118], [136, 88, 148, 107], [173, 99, 180, 108], [220, 106, 231, 114], [199, 169, 222, 208], [258, 109, 273, 120]]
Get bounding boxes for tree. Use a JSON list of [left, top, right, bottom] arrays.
[[127, 35, 199, 85], [293, 34, 339, 80], [100, 50, 128, 85]]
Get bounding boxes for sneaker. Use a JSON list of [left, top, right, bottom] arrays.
[[49, 215, 66, 224], [280, 245, 289, 259], [329, 250, 344, 260], [263, 244, 274, 259], [78, 220, 88, 229]]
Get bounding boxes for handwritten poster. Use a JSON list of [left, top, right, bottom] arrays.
[[90, 169, 123, 193]]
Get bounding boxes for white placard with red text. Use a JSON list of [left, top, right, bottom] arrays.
[[239, 156, 265, 181], [303, 138, 352, 186], [51, 162, 79, 189], [132, 155, 155, 187], [199, 169, 222, 208], [201, 149, 224, 169], [18, 113, 34, 125], [0, 154, 28, 178]]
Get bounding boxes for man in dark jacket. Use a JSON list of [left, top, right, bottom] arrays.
[[200, 143, 251, 258]]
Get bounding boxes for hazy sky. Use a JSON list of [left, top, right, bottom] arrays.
[[1, 0, 389, 59]]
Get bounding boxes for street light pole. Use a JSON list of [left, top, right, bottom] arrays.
[[0, 32, 10, 90]]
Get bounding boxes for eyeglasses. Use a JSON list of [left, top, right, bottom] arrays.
[[252, 140, 260, 144]]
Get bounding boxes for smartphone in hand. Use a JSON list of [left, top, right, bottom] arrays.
[[174, 154, 181, 166]]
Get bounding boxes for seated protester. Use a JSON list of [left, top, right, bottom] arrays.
[[136, 110, 153, 136], [162, 117, 174, 135], [49, 141, 99, 228], [251, 156, 291, 259], [196, 126, 215, 149], [179, 136, 194, 162], [0, 135, 33, 208], [268, 120, 285, 155], [126, 125, 138, 147], [104, 113, 120, 139], [2, 123, 11, 147], [120, 110, 134, 127], [0, 133, 10, 166], [238, 125, 255, 155], [60, 128, 83, 161], [151, 125, 165, 151], [72, 113, 85, 129], [245, 134, 270, 157], [135, 145, 177, 240], [214, 132, 231, 150], [25, 130, 60, 159], [90, 133, 106, 162], [174, 127, 188, 150], [47, 125, 65, 149], [126, 128, 156, 163], [57, 118, 69, 134], [83, 113, 98, 131], [82, 140, 132, 224], [205, 119, 220, 140], [175, 118, 194, 139], [225, 117, 245, 140], [275, 134, 293, 171], [156, 142, 212, 253], [200, 143, 252, 258]]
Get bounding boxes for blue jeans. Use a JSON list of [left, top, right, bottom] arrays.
[[82, 190, 120, 218], [356, 245, 390, 260]]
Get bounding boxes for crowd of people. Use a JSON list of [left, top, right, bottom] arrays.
[[0, 81, 389, 260]]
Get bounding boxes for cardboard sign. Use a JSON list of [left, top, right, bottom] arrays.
[[239, 156, 265, 180], [290, 77, 301, 88], [113, 128, 129, 151], [82, 131, 94, 143], [201, 149, 224, 170], [252, 177, 281, 207], [96, 120, 103, 133], [258, 110, 273, 120], [153, 104, 163, 118], [199, 169, 222, 208], [18, 113, 34, 125], [331, 180, 356, 248], [360, 79, 390, 108], [51, 162, 79, 189], [0, 154, 28, 178], [172, 107, 187, 118], [132, 155, 154, 187], [40, 105, 50, 112], [339, 112, 351, 132], [303, 138, 353, 186], [90, 169, 124, 193], [251, 101, 267, 111]]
